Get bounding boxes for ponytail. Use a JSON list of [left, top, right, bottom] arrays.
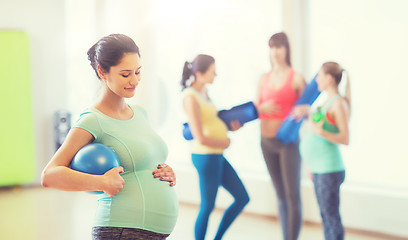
[[181, 61, 193, 89], [343, 70, 351, 114], [87, 43, 99, 78], [180, 54, 215, 90]]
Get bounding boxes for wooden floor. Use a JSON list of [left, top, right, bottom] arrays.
[[0, 187, 404, 240]]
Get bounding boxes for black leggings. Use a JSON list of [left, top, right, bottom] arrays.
[[261, 137, 302, 240], [92, 227, 170, 240]]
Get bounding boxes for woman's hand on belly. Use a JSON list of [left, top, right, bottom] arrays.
[[152, 164, 176, 186], [259, 100, 281, 115]]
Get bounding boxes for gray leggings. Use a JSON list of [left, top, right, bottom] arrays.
[[261, 137, 302, 240], [92, 227, 170, 240]]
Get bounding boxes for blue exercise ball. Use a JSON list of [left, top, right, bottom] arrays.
[[70, 143, 120, 193]]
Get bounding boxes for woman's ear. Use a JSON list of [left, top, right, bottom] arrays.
[[328, 74, 336, 86], [195, 72, 202, 80], [97, 65, 107, 80]]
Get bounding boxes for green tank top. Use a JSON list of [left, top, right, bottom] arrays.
[[300, 95, 345, 173], [73, 105, 178, 234]]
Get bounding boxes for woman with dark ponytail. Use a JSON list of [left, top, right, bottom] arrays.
[[181, 54, 250, 240], [42, 34, 178, 240], [297, 61, 351, 240]]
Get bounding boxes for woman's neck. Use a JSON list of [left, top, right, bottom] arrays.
[[190, 80, 206, 93], [326, 86, 340, 98], [271, 63, 290, 73], [95, 87, 128, 113]]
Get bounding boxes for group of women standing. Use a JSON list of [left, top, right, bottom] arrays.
[[182, 32, 351, 240], [41, 31, 350, 240]]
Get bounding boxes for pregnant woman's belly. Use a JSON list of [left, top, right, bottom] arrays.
[[94, 169, 179, 234]]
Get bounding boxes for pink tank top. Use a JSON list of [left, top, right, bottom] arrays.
[[258, 69, 299, 120]]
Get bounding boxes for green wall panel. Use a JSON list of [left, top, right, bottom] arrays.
[[0, 31, 35, 186]]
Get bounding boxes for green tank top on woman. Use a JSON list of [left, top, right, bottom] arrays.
[[300, 95, 345, 174], [73, 104, 178, 234]]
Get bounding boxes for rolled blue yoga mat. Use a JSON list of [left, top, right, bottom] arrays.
[[182, 101, 258, 140], [276, 74, 320, 144], [218, 101, 258, 129]]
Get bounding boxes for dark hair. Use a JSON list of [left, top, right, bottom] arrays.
[[181, 54, 215, 89], [87, 34, 140, 80], [321, 61, 351, 110], [321, 62, 344, 85], [268, 32, 291, 66]]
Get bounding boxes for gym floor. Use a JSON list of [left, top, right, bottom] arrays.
[[0, 187, 402, 240]]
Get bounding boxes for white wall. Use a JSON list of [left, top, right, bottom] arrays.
[[65, 0, 98, 121], [92, 0, 160, 114], [0, 0, 67, 184]]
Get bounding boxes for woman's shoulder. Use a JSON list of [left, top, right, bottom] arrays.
[[330, 96, 349, 117], [77, 108, 98, 119], [261, 71, 271, 80], [182, 87, 196, 95], [291, 70, 306, 92], [73, 108, 101, 131], [257, 72, 270, 87], [292, 70, 305, 83], [182, 87, 201, 100], [333, 96, 349, 109]]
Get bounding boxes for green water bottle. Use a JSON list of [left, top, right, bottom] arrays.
[[312, 107, 324, 123]]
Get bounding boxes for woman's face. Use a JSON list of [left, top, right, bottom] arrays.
[[198, 63, 217, 85], [316, 68, 334, 91], [269, 46, 287, 65], [101, 53, 141, 98]]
